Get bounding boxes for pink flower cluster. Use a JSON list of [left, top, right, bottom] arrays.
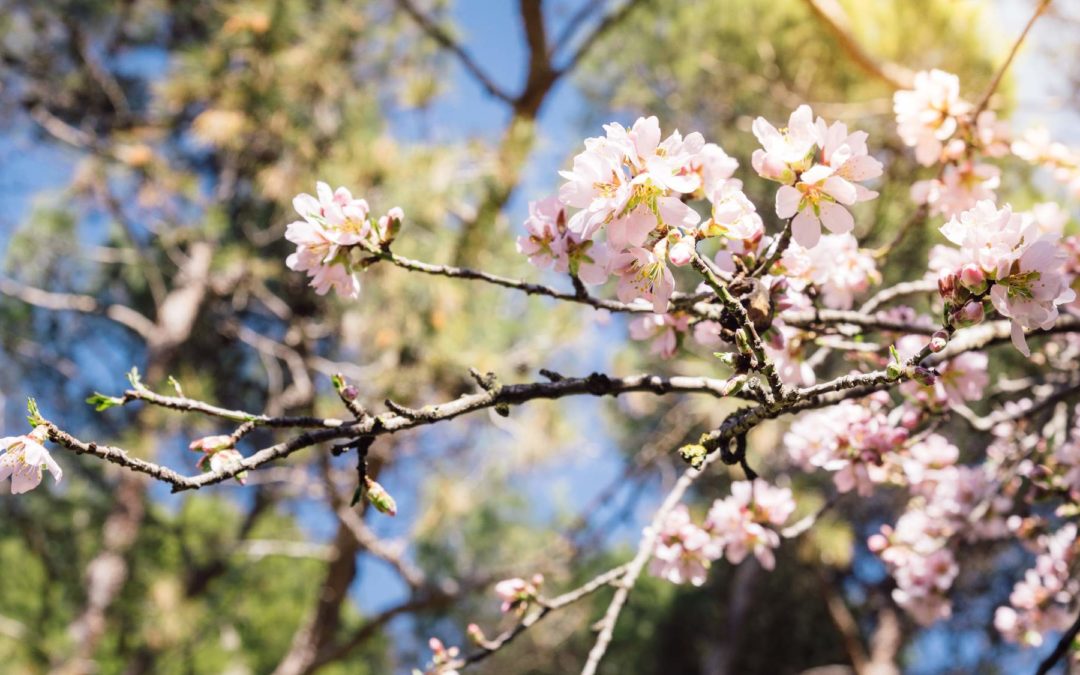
[[994, 524, 1079, 647], [784, 395, 909, 496], [524, 117, 760, 311], [780, 233, 880, 309], [286, 182, 404, 298], [538, 115, 759, 312], [893, 69, 973, 167], [1013, 126, 1080, 199], [753, 106, 882, 249], [870, 457, 1013, 626], [934, 200, 1076, 355], [648, 481, 795, 586]]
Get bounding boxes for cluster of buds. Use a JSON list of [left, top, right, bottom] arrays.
[[419, 637, 460, 675], [493, 574, 543, 614], [189, 435, 247, 484]]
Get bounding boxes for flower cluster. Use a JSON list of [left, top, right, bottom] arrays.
[[785, 394, 909, 495], [551, 116, 753, 312], [893, 69, 973, 167], [933, 200, 1076, 355], [0, 426, 62, 494], [780, 233, 880, 309], [286, 182, 403, 298], [870, 458, 1012, 625], [649, 480, 795, 585], [753, 106, 883, 249], [994, 524, 1079, 647], [703, 479, 795, 571], [1013, 126, 1080, 199]]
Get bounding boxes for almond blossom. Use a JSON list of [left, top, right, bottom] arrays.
[[516, 196, 610, 284], [994, 524, 1079, 647], [0, 426, 62, 494], [990, 238, 1077, 356], [893, 69, 972, 166], [648, 504, 719, 586], [612, 244, 676, 313], [911, 161, 1000, 218], [704, 480, 795, 571], [755, 107, 882, 248], [780, 233, 880, 309], [628, 312, 691, 358], [558, 116, 702, 242], [286, 182, 404, 299]]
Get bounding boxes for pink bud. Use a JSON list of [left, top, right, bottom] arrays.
[[867, 533, 889, 553], [668, 239, 693, 267], [954, 301, 985, 327], [929, 330, 949, 353], [937, 272, 957, 300], [959, 264, 986, 292], [466, 623, 485, 644]]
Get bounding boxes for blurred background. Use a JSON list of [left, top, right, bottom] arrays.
[[0, 0, 1077, 673]]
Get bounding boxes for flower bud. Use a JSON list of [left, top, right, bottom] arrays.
[[721, 375, 748, 397], [908, 365, 938, 387], [929, 330, 949, 353], [364, 477, 398, 516], [734, 328, 752, 354], [466, 623, 486, 645], [667, 238, 693, 267], [885, 361, 903, 381], [714, 351, 738, 367], [189, 435, 234, 453], [867, 533, 889, 553], [953, 301, 985, 327], [937, 271, 958, 300], [959, 264, 987, 294]]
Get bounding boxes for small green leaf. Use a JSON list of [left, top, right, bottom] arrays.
[[86, 393, 125, 412], [26, 398, 42, 426], [127, 366, 143, 389], [167, 375, 184, 397]]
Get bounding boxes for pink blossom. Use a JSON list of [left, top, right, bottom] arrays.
[[912, 162, 1000, 218], [613, 245, 676, 313], [893, 69, 972, 166], [0, 427, 62, 494], [751, 104, 817, 182], [704, 480, 794, 571], [629, 312, 691, 358], [780, 233, 880, 309], [702, 180, 764, 242], [648, 504, 719, 586], [516, 196, 611, 284], [934, 351, 988, 406], [763, 112, 880, 248], [690, 142, 739, 197], [990, 238, 1076, 356], [285, 182, 388, 299]]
